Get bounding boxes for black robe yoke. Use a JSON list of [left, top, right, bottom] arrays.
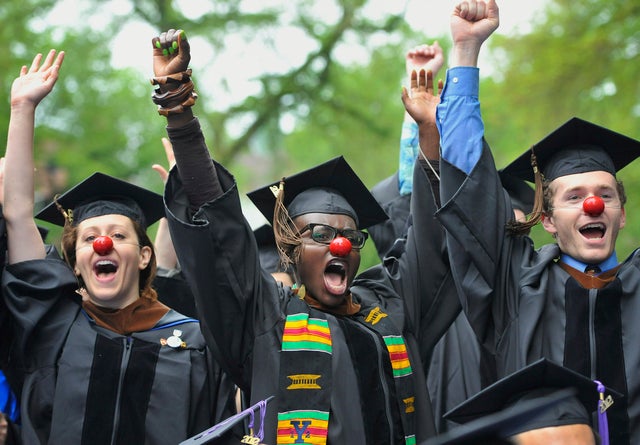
[[163, 157, 455, 444], [437, 144, 640, 444], [2, 257, 234, 445]]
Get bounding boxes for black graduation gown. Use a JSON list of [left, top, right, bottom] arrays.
[[437, 142, 640, 444], [154, 270, 198, 320], [369, 172, 412, 260], [377, 162, 496, 434], [0, 209, 22, 445], [1, 256, 235, 445], [163, 144, 462, 442]]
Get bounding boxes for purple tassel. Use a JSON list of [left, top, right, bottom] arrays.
[[595, 380, 610, 445], [256, 399, 267, 440]]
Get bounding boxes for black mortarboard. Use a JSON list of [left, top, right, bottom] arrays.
[[253, 223, 281, 273], [37, 225, 50, 241], [422, 387, 577, 445], [247, 156, 388, 230], [442, 358, 623, 441], [498, 169, 534, 214], [253, 223, 276, 248], [36, 172, 164, 230], [502, 117, 640, 183]]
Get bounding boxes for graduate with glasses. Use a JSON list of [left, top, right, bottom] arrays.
[[151, 27, 457, 444]]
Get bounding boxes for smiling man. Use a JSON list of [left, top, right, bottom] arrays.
[[434, 0, 640, 443], [502, 120, 633, 274]]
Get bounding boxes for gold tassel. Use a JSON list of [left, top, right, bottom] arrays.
[[529, 150, 545, 224], [53, 194, 73, 226], [506, 147, 544, 235]]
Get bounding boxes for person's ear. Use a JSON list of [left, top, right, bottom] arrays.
[[139, 245, 153, 269], [541, 213, 557, 237]]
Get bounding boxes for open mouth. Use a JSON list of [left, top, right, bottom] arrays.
[[94, 259, 118, 277], [324, 260, 347, 295], [579, 222, 606, 239]]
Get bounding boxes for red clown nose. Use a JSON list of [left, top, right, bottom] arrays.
[[583, 196, 605, 216], [329, 237, 352, 257], [93, 236, 114, 255]]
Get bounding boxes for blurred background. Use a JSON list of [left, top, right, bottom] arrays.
[[1, 0, 638, 270]]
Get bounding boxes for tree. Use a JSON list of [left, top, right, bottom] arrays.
[[1, 0, 417, 255], [480, 0, 640, 259]]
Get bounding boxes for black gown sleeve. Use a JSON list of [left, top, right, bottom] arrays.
[[165, 159, 284, 391], [436, 140, 517, 350], [361, 159, 462, 367]]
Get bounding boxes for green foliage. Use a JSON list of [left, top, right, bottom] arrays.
[[1, 0, 639, 267]]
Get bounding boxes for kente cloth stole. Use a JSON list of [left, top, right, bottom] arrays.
[[277, 297, 416, 445], [353, 305, 417, 445]]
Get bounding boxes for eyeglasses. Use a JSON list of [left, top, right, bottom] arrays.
[[299, 223, 368, 249]]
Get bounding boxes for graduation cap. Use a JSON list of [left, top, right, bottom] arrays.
[[502, 117, 640, 183], [440, 358, 623, 443], [246, 156, 388, 230], [253, 223, 276, 248], [36, 172, 164, 230], [37, 225, 50, 241], [422, 387, 577, 445], [498, 169, 534, 214], [180, 396, 274, 445]]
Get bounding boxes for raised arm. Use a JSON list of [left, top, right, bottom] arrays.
[[151, 29, 222, 210], [450, 0, 499, 67], [152, 137, 179, 271], [438, 0, 499, 176], [403, 42, 444, 121], [4, 50, 65, 264], [401, 68, 443, 161], [153, 29, 261, 386], [399, 42, 445, 182], [434, 0, 506, 346]]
